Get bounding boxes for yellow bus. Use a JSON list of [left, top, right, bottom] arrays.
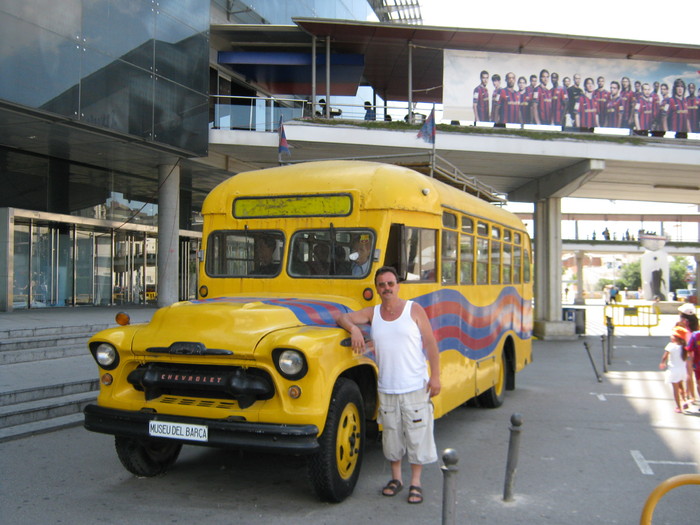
[[84, 160, 532, 502]]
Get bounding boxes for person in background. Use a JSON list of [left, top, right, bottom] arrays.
[[575, 77, 599, 129], [550, 72, 568, 127], [659, 326, 690, 413], [336, 266, 440, 505], [677, 303, 699, 405], [350, 234, 372, 276], [472, 70, 490, 121], [364, 101, 376, 121]]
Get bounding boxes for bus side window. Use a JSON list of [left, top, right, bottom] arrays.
[[441, 230, 457, 284], [460, 233, 474, 284], [524, 249, 531, 283], [405, 227, 436, 282], [513, 245, 521, 284]]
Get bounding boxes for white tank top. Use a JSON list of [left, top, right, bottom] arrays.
[[371, 300, 427, 394]]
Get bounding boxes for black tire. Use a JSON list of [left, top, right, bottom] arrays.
[[476, 351, 506, 408], [307, 378, 365, 502], [114, 436, 182, 477]]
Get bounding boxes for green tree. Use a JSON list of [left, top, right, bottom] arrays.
[[669, 256, 690, 292], [616, 259, 641, 291]]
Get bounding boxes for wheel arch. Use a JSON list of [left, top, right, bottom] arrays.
[[338, 364, 378, 423], [503, 335, 516, 391]]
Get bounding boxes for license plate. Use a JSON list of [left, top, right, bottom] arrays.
[[148, 420, 208, 442]]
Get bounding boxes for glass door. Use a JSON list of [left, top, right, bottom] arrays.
[[113, 231, 145, 305], [75, 230, 94, 305]]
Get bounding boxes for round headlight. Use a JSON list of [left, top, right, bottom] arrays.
[[278, 350, 304, 376], [95, 343, 117, 367]]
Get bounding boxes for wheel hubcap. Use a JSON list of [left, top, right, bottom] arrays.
[[336, 402, 361, 480]]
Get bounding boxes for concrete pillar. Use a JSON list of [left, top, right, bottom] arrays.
[[574, 251, 586, 305], [0, 208, 12, 312], [158, 163, 180, 307], [533, 198, 575, 339], [325, 37, 330, 118]]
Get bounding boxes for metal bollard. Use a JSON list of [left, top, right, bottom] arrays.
[[600, 335, 608, 374], [584, 341, 603, 382], [606, 316, 614, 365], [503, 413, 523, 502], [441, 448, 459, 525]]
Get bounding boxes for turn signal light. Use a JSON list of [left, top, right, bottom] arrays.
[[101, 373, 113, 386], [288, 385, 302, 399], [115, 312, 130, 326]]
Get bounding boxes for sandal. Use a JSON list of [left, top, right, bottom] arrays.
[[382, 479, 403, 497], [407, 485, 423, 504]]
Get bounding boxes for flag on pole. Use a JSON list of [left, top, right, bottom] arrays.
[[417, 106, 436, 144], [278, 116, 290, 156]]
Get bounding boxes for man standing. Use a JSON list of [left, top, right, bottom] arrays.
[[496, 72, 521, 124], [567, 74, 584, 127], [336, 266, 441, 505], [593, 76, 610, 126], [661, 78, 690, 132], [490, 74, 503, 124], [550, 72, 568, 127], [472, 70, 490, 122], [604, 81, 625, 128], [620, 77, 636, 128], [517, 76, 530, 123], [634, 83, 658, 131], [532, 69, 552, 125], [575, 77, 600, 128], [686, 82, 699, 132]]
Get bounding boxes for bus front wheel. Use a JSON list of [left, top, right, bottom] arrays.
[[114, 436, 182, 477], [307, 378, 365, 502]]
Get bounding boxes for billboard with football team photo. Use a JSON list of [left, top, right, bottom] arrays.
[[443, 49, 700, 134]]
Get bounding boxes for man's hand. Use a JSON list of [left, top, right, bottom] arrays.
[[427, 375, 441, 397]]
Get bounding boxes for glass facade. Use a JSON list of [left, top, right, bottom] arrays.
[[8, 211, 200, 310], [0, 0, 210, 155], [214, 0, 376, 24]]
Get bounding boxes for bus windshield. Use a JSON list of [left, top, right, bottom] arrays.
[[205, 228, 375, 278], [289, 229, 374, 278], [206, 230, 284, 277]]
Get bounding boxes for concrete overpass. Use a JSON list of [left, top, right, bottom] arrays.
[[205, 121, 700, 338]]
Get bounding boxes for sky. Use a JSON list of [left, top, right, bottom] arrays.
[[419, 0, 700, 46], [417, 0, 700, 240]]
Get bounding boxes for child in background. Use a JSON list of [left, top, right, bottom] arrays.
[[659, 326, 689, 413]]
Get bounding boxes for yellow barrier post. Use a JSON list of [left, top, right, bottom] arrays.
[[639, 473, 700, 524], [603, 304, 661, 336]]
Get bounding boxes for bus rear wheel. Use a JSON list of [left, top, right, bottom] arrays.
[[477, 351, 506, 408], [307, 378, 365, 502]]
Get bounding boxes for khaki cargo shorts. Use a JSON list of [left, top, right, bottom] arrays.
[[377, 388, 437, 465]]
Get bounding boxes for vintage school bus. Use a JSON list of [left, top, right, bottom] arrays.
[[84, 160, 532, 502]]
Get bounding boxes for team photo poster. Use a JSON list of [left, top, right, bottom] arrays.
[[443, 49, 700, 133]]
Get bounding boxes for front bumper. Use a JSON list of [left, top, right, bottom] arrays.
[[83, 404, 319, 454]]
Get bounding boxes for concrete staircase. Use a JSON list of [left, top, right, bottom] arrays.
[[0, 322, 111, 442]]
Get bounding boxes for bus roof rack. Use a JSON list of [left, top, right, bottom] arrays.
[[285, 152, 507, 205]]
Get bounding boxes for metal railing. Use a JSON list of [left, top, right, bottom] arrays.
[[639, 474, 700, 524], [603, 303, 661, 336], [209, 95, 700, 139]]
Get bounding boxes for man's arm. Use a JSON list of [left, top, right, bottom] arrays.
[[337, 307, 374, 354], [412, 303, 441, 397]]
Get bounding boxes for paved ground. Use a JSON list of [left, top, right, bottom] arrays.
[[1, 302, 699, 524]]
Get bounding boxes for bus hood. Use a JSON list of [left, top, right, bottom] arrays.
[[131, 296, 353, 357]]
